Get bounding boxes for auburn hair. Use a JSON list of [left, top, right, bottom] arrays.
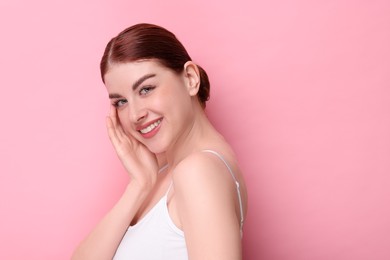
[[100, 23, 210, 108]]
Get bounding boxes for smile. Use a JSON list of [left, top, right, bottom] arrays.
[[139, 119, 162, 134]]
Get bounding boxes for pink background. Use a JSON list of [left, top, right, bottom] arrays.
[[1, 0, 389, 259]]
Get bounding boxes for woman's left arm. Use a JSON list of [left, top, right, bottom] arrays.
[[173, 153, 243, 260]]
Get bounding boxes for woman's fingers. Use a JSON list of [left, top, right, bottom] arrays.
[[109, 104, 117, 125], [107, 107, 126, 146], [106, 106, 138, 154], [106, 116, 120, 147], [106, 108, 158, 186], [108, 105, 123, 138]]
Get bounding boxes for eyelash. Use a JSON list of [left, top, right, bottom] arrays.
[[139, 85, 155, 95], [112, 86, 155, 108], [113, 99, 127, 108]]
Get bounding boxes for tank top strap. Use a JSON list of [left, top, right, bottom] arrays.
[[201, 149, 244, 236], [165, 180, 174, 197], [158, 164, 169, 174], [158, 164, 173, 197]]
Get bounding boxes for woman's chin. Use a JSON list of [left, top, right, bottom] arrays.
[[145, 144, 166, 155]]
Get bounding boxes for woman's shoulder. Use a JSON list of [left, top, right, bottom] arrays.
[[171, 149, 239, 195], [171, 149, 247, 237]]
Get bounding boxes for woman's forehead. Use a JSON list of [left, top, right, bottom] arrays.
[[104, 61, 175, 89]]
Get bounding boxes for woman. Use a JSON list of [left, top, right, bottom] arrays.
[[72, 23, 247, 260]]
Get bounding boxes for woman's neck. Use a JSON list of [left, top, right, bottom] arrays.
[[166, 105, 218, 168]]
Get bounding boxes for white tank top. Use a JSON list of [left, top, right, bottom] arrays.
[[113, 150, 244, 260], [113, 192, 187, 260]]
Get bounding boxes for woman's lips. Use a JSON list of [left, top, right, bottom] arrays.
[[137, 118, 162, 138]]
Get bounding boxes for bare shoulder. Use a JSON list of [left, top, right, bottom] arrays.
[[171, 150, 246, 258], [172, 150, 247, 226], [172, 150, 238, 193]]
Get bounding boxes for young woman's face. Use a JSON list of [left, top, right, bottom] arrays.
[[104, 60, 198, 154]]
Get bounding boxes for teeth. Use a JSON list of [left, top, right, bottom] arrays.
[[140, 120, 161, 134]]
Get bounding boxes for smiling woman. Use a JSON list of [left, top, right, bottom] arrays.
[[72, 23, 248, 260]]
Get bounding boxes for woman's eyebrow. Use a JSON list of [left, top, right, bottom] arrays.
[[132, 73, 156, 90], [109, 93, 123, 99], [108, 73, 156, 99]]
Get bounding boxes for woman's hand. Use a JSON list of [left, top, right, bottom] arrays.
[[106, 105, 158, 190]]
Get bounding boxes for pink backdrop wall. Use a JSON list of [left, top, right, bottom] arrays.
[[1, 0, 389, 259]]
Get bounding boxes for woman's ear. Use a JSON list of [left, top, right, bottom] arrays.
[[183, 61, 200, 96]]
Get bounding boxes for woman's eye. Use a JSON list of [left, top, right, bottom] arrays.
[[139, 86, 155, 95], [114, 99, 127, 107]]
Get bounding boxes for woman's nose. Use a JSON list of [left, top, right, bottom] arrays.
[[129, 102, 147, 123]]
